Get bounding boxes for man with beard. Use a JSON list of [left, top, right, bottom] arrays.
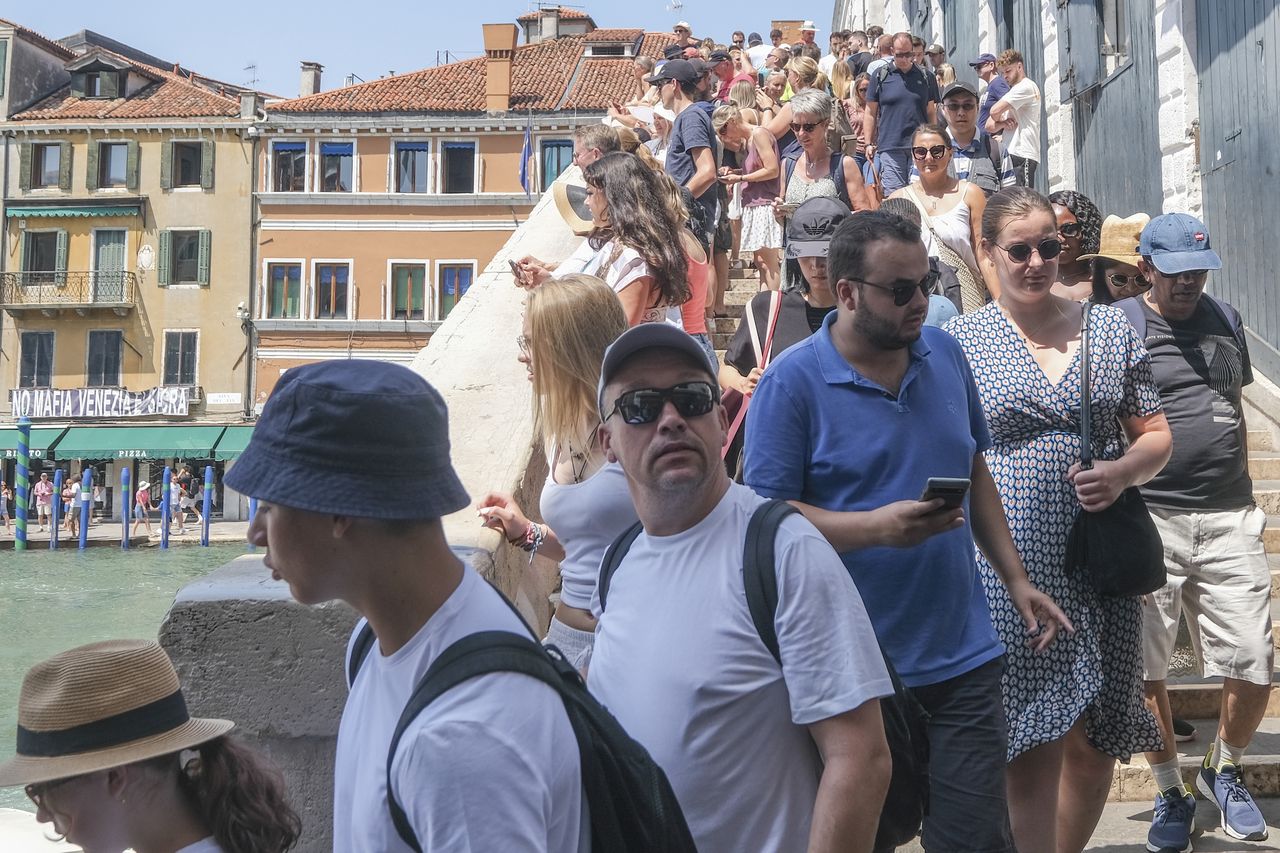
[[589, 323, 893, 851], [744, 211, 1070, 852]]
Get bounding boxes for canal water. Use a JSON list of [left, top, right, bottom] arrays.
[[0, 543, 246, 811]]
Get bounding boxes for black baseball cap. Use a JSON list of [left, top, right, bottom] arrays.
[[785, 197, 852, 259], [708, 50, 732, 63], [941, 80, 979, 101], [662, 44, 685, 61]]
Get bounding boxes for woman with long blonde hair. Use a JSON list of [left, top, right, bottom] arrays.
[[477, 276, 634, 666]]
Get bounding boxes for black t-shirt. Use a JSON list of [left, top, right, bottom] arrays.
[[1138, 297, 1254, 510], [847, 51, 873, 78], [666, 104, 718, 226], [725, 292, 835, 375]]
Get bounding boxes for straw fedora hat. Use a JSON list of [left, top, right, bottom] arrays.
[[1077, 213, 1151, 266], [553, 172, 593, 237], [0, 640, 234, 787]]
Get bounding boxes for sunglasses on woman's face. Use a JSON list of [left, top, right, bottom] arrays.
[[607, 381, 719, 425], [790, 121, 824, 133], [1108, 272, 1151, 290], [851, 269, 941, 306], [911, 144, 948, 161], [995, 239, 1063, 263], [1057, 221, 1082, 238], [25, 777, 74, 808]]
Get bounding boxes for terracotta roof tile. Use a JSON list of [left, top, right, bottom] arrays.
[[516, 7, 592, 22], [0, 17, 77, 60], [638, 32, 680, 56], [12, 47, 240, 121], [583, 28, 642, 43], [268, 30, 672, 116]]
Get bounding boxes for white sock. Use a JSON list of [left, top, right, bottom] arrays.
[[1149, 756, 1185, 794], [1213, 734, 1248, 770]]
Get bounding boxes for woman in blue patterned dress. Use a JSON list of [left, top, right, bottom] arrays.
[[945, 187, 1173, 853]]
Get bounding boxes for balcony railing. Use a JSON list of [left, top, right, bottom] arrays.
[[0, 271, 137, 311]]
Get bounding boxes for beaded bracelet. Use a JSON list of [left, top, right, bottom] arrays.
[[518, 521, 545, 559]]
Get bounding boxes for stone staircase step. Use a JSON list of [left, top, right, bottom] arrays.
[[1168, 670, 1280, 720], [1255, 482, 1280, 516], [1252, 452, 1280, 481], [1111, 717, 1280, 802], [712, 332, 736, 350], [728, 267, 760, 281], [1271, 552, 1280, 595], [1266, 518, 1280, 555], [1250, 429, 1277, 452]]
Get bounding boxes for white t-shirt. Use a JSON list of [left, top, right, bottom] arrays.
[[818, 53, 839, 77], [334, 567, 586, 852], [747, 43, 772, 70], [175, 839, 223, 853], [588, 482, 892, 851], [999, 77, 1041, 161], [557, 240, 683, 327]]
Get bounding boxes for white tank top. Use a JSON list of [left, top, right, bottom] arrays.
[[539, 460, 638, 610], [908, 182, 982, 279]]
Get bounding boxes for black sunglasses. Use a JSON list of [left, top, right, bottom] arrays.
[[995, 239, 1063, 263], [790, 121, 824, 133], [607, 381, 719, 425], [911, 144, 948, 160], [1058, 221, 1082, 238], [1108, 272, 1151, 290], [25, 777, 73, 807], [852, 269, 941, 306]]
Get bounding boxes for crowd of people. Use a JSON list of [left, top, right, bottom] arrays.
[[0, 18, 1271, 853]]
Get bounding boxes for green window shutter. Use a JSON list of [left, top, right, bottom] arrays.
[[70, 74, 86, 100], [157, 231, 171, 286], [197, 230, 211, 285], [58, 142, 72, 191], [86, 141, 99, 191], [55, 230, 68, 286], [125, 140, 139, 191], [200, 140, 215, 190], [102, 71, 120, 99], [18, 142, 31, 192], [160, 140, 173, 190]]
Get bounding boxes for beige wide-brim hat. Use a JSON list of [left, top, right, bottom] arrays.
[[553, 174, 594, 236], [0, 639, 234, 787], [1077, 213, 1151, 266]]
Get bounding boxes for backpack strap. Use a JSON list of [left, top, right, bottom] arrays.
[[385, 631, 566, 851], [347, 621, 377, 687], [742, 500, 800, 664], [596, 521, 644, 612], [983, 133, 1002, 180], [831, 151, 850, 208]]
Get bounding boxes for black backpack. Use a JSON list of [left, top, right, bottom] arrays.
[[599, 500, 931, 850], [348, 596, 697, 853]]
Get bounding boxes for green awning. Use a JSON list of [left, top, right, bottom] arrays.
[[6, 205, 141, 218], [0, 427, 68, 460], [52, 426, 227, 460], [212, 426, 253, 461]]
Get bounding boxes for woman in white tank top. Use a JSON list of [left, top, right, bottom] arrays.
[[477, 275, 637, 668]]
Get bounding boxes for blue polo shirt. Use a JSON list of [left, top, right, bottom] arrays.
[[866, 64, 938, 151], [742, 316, 1003, 687]]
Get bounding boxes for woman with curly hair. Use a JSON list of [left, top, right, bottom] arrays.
[[1049, 189, 1103, 301], [515, 152, 691, 327], [2, 639, 301, 853]]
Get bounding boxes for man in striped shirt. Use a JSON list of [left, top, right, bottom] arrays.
[[911, 80, 1014, 196]]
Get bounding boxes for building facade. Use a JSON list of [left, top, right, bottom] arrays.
[[0, 19, 258, 517]]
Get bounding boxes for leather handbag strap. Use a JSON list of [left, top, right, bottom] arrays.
[[1079, 302, 1094, 469]]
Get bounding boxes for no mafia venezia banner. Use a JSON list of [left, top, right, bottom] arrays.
[[11, 386, 190, 419]]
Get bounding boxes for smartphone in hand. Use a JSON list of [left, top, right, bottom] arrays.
[[919, 477, 971, 509], [508, 259, 526, 284]]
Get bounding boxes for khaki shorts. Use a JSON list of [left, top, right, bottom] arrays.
[[1142, 504, 1274, 685]]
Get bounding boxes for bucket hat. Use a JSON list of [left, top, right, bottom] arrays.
[[1077, 213, 1151, 266], [0, 640, 233, 787], [1139, 212, 1223, 274], [223, 360, 469, 520], [785, 197, 853, 259]]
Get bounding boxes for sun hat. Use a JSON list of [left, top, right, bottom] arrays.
[[223, 360, 469, 520], [552, 174, 593, 235], [652, 103, 676, 122], [673, 20, 691, 31], [138, 480, 150, 490], [926, 43, 945, 55], [0, 640, 234, 787], [785, 197, 853, 259], [800, 20, 819, 31], [1077, 213, 1151, 266], [968, 52, 997, 67], [1139, 212, 1223, 274], [597, 324, 718, 417]]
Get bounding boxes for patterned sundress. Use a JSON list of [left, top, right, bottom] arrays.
[[945, 302, 1165, 761]]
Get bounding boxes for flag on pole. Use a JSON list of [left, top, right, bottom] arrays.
[[518, 112, 533, 198]]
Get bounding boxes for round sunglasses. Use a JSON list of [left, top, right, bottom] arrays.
[[995, 239, 1063, 263], [1108, 272, 1151, 290]]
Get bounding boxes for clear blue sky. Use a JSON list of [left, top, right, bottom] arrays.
[[17, 1, 835, 99]]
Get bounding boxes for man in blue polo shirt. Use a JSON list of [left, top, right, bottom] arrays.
[[744, 212, 1072, 853], [864, 32, 938, 195], [970, 52, 1009, 133]]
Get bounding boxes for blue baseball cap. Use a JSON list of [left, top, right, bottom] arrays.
[[968, 52, 997, 67], [1139, 213, 1223, 275]]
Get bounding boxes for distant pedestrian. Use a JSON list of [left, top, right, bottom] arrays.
[[32, 472, 53, 531], [0, 480, 11, 532], [969, 53, 1010, 136], [0, 639, 301, 853], [63, 476, 80, 538], [132, 480, 153, 538], [985, 50, 1041, 187], [181, 471, 204, 529], [92, 482, 104, 522], [169, 471, 186, 534], [864, 32, 939, 194]]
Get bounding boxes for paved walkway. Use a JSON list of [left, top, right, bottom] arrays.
[[0, 517, 250, 549]]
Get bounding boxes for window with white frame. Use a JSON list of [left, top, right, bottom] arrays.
[[390, 263, 426, 319], [163, 331, 198, 386], [437, 263, 474, 319], [265, 262, 302, 319], [272, 142, 306, 192], [441, 141, 476, 193], [395, 141, 430, 193], [320, 142, 353, 192], [313, 262, 350, 319]]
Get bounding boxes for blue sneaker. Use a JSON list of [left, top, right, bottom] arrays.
[[1196, 759, 1269, 841], [1147, 785, 1195, 852]]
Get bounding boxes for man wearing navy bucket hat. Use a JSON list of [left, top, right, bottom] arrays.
[[1117, 214, 1272, 849], [226, 360, 584, 851]]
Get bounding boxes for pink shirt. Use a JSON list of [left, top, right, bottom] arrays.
[[33, 480, 53, 506]]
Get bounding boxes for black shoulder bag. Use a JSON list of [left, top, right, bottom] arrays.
[[1064, 303, 1166, 597]]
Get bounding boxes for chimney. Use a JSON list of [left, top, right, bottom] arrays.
[[482, 24, 518, 113], [539, 8, 561, 42], [299, 61, 323, 97], [239, 91, 262, 119]]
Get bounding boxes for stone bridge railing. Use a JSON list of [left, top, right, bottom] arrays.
[[158, 176, 584, 852]]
